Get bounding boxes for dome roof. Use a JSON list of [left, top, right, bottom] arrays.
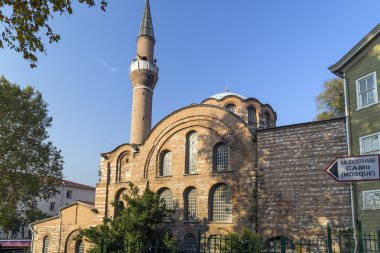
[[210, 92, 247, 100]]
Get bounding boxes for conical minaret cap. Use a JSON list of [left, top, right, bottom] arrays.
[[138, 0, 155, 42]]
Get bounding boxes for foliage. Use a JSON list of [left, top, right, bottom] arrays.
[[222, 228, 262, 253], [0, 0, 108, 67], [315, 78, 345, 120], [79, 181, 175, 252], [0, 76, 63, 226]]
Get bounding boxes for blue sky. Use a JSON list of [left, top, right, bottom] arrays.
[[1, 0, 379, 186]]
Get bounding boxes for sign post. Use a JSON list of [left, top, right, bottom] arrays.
[[325, 155, 380, 182]]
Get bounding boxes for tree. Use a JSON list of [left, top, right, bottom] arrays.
[[0, 76, 63, 225], [0, 0, 107, 68], [315, 78, 345, 120], [79, 182, 175, 252]]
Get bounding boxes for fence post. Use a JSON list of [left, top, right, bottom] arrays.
[[281, 237, 286, 253], [357, 221, 363, 253], [197, 230, 201, 253], [327, 223, 333, 253]]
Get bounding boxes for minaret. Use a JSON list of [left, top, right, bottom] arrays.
[[129, 0, 158, 144]]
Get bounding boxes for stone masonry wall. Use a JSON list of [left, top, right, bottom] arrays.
[[257, 118, 352, 239]]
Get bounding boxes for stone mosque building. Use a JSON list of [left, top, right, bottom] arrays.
[[31, 1, 352, 252]]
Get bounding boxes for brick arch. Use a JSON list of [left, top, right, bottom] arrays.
[[113, 187, 128, 217], [142, 105, 255, 179], [64, 229, 80, 253]]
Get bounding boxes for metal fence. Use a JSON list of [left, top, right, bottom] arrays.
[[99, 225, 380, 253]]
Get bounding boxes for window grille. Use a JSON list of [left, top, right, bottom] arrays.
[[247, 106, 256, 126], [186, 132, 197, 174], [183, 233, 197, 251], [185, 188, 197, 221], [357, 73, 378, 108], [225, 103, 236, 113], [43, 237, 49, 253], [159, 188, 174, 210], [160, 151, 172, 176], [213, 143, 228, 172], [212, 184, 232, 222]]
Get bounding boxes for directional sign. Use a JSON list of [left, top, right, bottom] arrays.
[[325, 155, 380, 182]]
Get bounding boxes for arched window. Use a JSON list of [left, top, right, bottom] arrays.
[[264, 112, 271, 128], [225, 103, 236, 113], [185, 132, 197, 174], [210, 184, 232, 222], [116, 153, 129, 182], [183, 233, 197, 251], [184, 188, 197, 221], [247, 106, 257, 127], [75, 240, 84, 253], [159, 188, 174, 210], [114, 188, 127, 217], [42, 236, 49, 253], [160, 151, 172, 176], [213, 142, 228, 172]]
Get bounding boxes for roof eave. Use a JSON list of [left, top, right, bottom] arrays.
[[329, 23, 380, 76]]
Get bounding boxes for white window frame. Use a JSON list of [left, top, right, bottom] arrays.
[[359, 132, 380, 155], [362, 189, 380, 210], [356, 71, 379, 110]]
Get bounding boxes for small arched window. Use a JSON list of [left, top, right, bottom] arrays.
[[184, 187, 197, 221], [116, 153, 129, 182], [247, 106, 257, 127], [43, 236, 49, 253], [208, 235, 221, 253], [213, 142, 228, 172], [264, 112, 271, 128], [210, 184, 232, 222], [225, 103, 236, 113], [75, 240, 84, 253], [185, 132, 198, 174], [159, 188, 174, 210], [160, 151, 172, 176], [183, 233, 197, 251]]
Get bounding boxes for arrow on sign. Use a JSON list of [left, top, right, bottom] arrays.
[[325, 155, 380, 182]]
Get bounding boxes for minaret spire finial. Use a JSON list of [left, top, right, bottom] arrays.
[[138, 0, 155, 41], [225, 84, 229, 93]]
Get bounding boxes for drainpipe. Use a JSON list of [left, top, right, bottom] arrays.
[[343, 73, 358, 253]]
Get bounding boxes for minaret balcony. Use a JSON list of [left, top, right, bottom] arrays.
[[130, 59, 158, 74]]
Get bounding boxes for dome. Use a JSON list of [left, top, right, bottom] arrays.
[[210, 92, 247, 100]]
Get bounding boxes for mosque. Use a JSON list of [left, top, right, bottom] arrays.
[[31, 1, 352, 252]]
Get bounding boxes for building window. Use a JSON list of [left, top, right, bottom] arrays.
[[356, 72, 378, 109], [247, 106, 257, 126], [362, 190, 380, 210], [66, 190, 72, 199], [184, 187, 197, 221], [76, 240, 84, 253], [264, 112, 270, 128], [159, 188, 174, 211], [210, 184, 232, 222], [116, 153, 129, 182], [185, 131, 198, 174], [50, 202, 55, 211], [31, 200, 37, 208], [225, 103, 236, 113], [183, 233, 197, 251], [360, 133, 380, 154], [43, 236, 49, 253], [213, 142, 228, 172], [160, 151, 172, 176]]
